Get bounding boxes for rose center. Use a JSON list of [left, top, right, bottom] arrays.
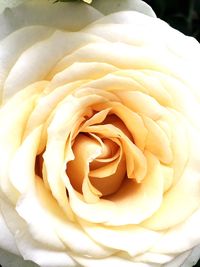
[[67, 132, 126, 198]]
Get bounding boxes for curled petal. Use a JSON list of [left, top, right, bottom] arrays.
[[91, 0, 156, 17]]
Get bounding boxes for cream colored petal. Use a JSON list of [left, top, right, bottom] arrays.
[[116, 90, 164, 120], [52, 42, 180, 75], [62, 160, 117, 223], [90, 153, 126, 197], [113, 70, 173, 106], [147, 70, 200, 129], [0, 26, 53, 102], [67, 134, 102, 201], [0, 81, 47, 120], [80, 108, 111, 130], [91, 0, 156, 17], [75, 87, 120, 102], [162, 110, 188, 184], [93, 101, 148, 150], [4, 31, 105, 99], [134, 252, 173, 264], [83, 123, 147, 182], [73, 253, 152, 267], [80, 72, 147, 92], [142, 124, 200, 230], [142, 116, 172, 164], [84, 23, 159, 46], [78, 219, 161, 258], [0, 1, 102, 39], [104, 151, 164, 225], [151, 207, 200, 254], [16, 190, 67, 251], [9, 126, 42, 194], [160, 164, 174, 192], [82, 177, 102, 203], [43, 94, 107, 214], [48, 62, 118, 89], [0, 94, 39, 203], [24, 80, 85, 139], [64, 145, 163, 225], [87, 11, 200, 100], [90, 156, 122, 178], [88, 133, 120, 163], [164, 250, 194, 267], [142, 170, 200, 230], [17, 177, 115, 259], [43, 136, 72, 217], [0, 198, 77, 267], [0, 203, 19, 254]]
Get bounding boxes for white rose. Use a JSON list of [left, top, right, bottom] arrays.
[[0, 0, 200, 267]]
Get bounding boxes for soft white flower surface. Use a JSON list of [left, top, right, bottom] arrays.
[[0, 0, 26, 13], [0, 0, 93, 13], [0, 1, 200, 267]]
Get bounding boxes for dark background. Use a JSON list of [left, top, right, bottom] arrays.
[[143, 0, 200, 41], [144, 1, 200, 266]]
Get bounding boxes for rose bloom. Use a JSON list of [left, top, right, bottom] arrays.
[[0, 0, 200, 266]]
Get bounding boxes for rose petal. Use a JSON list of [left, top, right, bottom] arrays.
[[24, 80, 86, 140], [73, 253, 154, 267], [48, 62, 117, 89], [0, 0, 26, 14], [0, 25, 53, 102], [43, 94, 107, 214], [0, 248, 37, 267], [64, 150, 163, 225], [0, 206, 19, 254], [142, 115, 172, 164], [93, 101, 148, 151], [83, 123, 147, 182], [78, 218, 161, 258], [1, 198, 77, 267], [143, 124, 200, 230], [4, 31, 105, 99], [0, 1, 102, 40], [181, 245, 200, 267], [67, 133, 102, 202], [83, 71, 172, 107], [163, 250, 192, 267], [116, 90, 164, 120], [17, 177, 115, 259], [9, 126, 42, 194], [0, 83, 45, 203], [91, 0, 156, 17], [134, 251, 174, 264]]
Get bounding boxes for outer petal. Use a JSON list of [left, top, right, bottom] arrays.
[[73, 254, 153, 267], [0, 0, 103, 40], [0, 247, 38, 267], [0, 0, 26, 13], [164, 250, 193, 267], [0, 205, 19, 254], [3, 31, 105, 100], [0, 25, 54, 101], [181, 245, 200, 267], [91, 0, 156, 17], [0, 199, 77, 267], [151, 208, 200, 254]]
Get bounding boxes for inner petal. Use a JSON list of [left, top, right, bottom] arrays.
[[90, 155, 126, 197], [67, 134, 102, 194]]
